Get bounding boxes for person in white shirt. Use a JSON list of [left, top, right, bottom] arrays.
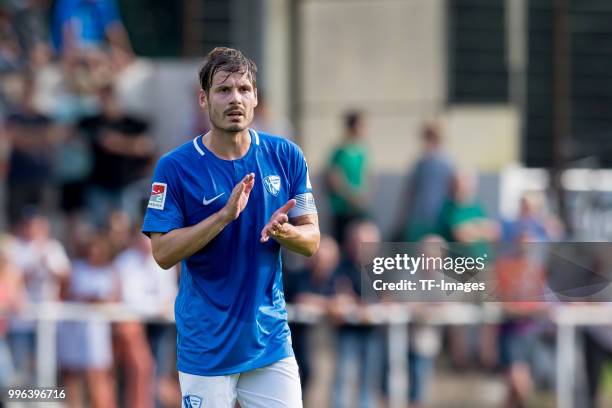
[[114, 228, 178, 408], [58, 234, 119, 408], [8, 208, 70, 385]]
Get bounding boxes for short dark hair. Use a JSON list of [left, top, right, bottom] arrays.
[[344, 110, 363, 131], [198, 47, 258, 94]]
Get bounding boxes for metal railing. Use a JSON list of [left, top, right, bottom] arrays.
[[15, 301, 612, 408]]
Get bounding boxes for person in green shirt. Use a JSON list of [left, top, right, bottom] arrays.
[[326, 111, 370, 244], [438, 170, 499, 369], [438, 170, 498, 245]]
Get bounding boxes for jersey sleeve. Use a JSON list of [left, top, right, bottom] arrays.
[[142, 156, 185, 236], [288, 143, 317, 218]]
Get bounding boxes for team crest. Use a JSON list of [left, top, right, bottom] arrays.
[[183, 395, 202, 408], [148, 182, 167, 210], [263, 175, 281, 196]]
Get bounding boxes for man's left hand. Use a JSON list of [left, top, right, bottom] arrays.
[[260, 199, 296, 243]]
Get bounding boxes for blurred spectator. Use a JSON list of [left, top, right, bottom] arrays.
[[495, 230, 552, 408], [495, 191, 559, 405], [114, 227, 178, 408], [8, 0, 50, 57], [330, 220, 383, 408], [51, 0, 132, 56], [500, 192, 563, 244], [48, 62, 98, 218], [284, 234, 339, 390], [0, 234, 24, 387], [407, 236, 445, 407], [326, 111, 370, 244], [407, 321, 441, 407], [11, 208, 70, 300], [394, 119, 453, 242], [0, 9, 23, 72], [106, 209, 132, 254], [55, 123, 93, 217], [437, 170, 499, 369], [5, 73, 61, 223], [57, 234, 118, 408], [8, 207, 70, 385], [27, 37, 102, 171], [78, 83, 155, 225], [30, 42, 99, 121], [111, 46, 154, 118], [61, 46, 113, 101], [62, 214, 95, 259], [437, 170, 499, 245]]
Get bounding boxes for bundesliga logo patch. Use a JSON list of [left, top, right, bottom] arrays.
[[148, 182, 167, 210], [263, 175, 281, 196]]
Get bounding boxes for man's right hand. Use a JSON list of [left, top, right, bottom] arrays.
[[150, 172, 256, 269], [221, 173, 255, 222]]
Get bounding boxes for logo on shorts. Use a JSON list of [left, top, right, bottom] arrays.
[[148, 182, 167, 210], [263, 175, 281, 196], [183, 395, 202, 408]]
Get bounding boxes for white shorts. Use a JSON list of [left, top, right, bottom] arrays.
[[179, 357, 303, 408]]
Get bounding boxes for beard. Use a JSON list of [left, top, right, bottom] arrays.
[[223, 122, 246, 132]]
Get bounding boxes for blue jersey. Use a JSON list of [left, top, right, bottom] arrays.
[[142, 129, 317, 376]]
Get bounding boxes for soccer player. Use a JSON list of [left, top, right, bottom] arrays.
[[142, 47, 320, 407]]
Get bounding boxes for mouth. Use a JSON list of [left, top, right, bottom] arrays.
[[225, 110, 244, 119]]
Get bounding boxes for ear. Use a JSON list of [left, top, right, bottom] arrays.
[[199, 90, 208, 110], [253, 88, 258, 108]]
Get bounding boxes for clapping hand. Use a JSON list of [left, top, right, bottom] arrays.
[[260, 199, 296, 243]]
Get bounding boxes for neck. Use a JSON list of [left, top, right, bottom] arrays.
[[424, 143, 440, 154], [204, 128, 251, 160], [345, 134, 359, 143]]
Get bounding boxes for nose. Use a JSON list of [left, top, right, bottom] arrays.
[[228, 88, 242, 105]]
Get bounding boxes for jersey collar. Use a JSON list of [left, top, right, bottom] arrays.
[[193, 128, 260, 158]]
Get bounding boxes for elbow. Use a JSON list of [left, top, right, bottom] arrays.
[[302, 235, 320, 258], [158, 259, 176, 270], [150, 235, 176, 270], [152, 250, 175, 270]]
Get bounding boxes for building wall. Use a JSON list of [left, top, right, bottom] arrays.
[[260, 0, 521, 176], [295, 0, 448, 175]]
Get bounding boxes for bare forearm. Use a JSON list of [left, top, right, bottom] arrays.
[[152, 211, 229, 269], [151, 173, 256, 268], [107, 23, 133, 53], [272, 223, 320, 257]]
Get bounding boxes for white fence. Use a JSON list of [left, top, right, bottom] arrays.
[[16, 302, 612, 408]]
